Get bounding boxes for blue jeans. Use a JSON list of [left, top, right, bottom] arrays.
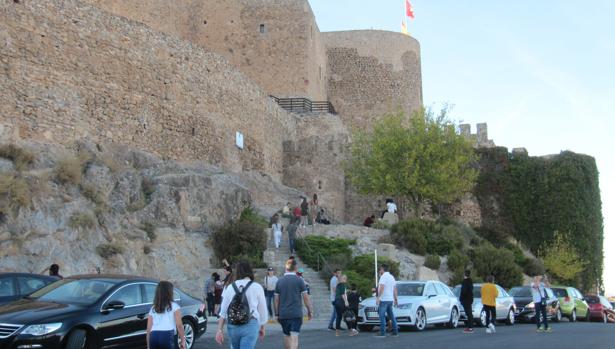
[[329, 301, 337, 327], [378, 301, 398, 336], [149, 330, 174, 349], [227, 318, 259, 349], [265, 290, 275, 317]]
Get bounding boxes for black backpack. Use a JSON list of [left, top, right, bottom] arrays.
[[227, 281, 253, 325]]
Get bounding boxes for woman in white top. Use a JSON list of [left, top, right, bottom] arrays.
[[272, 214, 283, 249], [216, 261, 268, 348], [146, 281, 186, 349]]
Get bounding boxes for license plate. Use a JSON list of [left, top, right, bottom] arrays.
[[366, 312, 378, 319]]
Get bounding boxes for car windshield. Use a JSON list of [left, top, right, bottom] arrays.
[[397, 283, 425, 296], [509, 287, 532, 297], [585, 296, 599, 304], [29, 279, 117, 305], [552, 288, 567, 298]]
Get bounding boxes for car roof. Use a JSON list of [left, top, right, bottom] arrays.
[[65, 274, 157, 283], [0, 272, 56, 280]]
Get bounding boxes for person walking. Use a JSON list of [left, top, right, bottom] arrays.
[[532, 275, 552, 333], [346, 283, 361, 335], [264, 267, 278, 319], [288, 217, 298, 255], [459, 270, 474, 333], [375, 264, 398, 338], [204, 272, 217, 317], [214, 273, 223, 317], [481, 275, 498, 334], [327, 269, 341, 331], [275, 258, 314, 349], [215, 261, 267, 349], [146, 281, 186, 349], [334, 275, 358, 336], [300, 197, 309, 228], [272, 214, 283, 249], [309, 193, 319, 225]]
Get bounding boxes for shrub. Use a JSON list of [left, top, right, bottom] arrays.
[[69, 211, 96, 230], [0, 174, 30, 212], [390, 220, 428, 255], [96, 243, 124, 258], [424, 254, 441, 270], [0, 144, 35, 171], [296, 235, 354, 272], [211, 219, 267, 267], [80, 185, 106, 206], [238, 207, 268, 228], [472, 243, 523, 288], [523, 257, 546, 276], [426, 225, 464, 255], [475, 227, 510, 248], [371, 220, 391, 230], [447, 248, 469, 273], [55, 157, 85, 185], [342, 255, 400, 298]]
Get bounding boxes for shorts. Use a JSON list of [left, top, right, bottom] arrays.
[[279, 317, 303, 336]]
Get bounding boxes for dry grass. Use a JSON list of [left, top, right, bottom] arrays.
[[55, 157, 85, 185], [98, 153, 123, 173], [0, 173, 31, 214], [141, 222, 156, 241], [68, 211, 96, 230], [0, 144, 35, 172], [96, 243, 124, 259], [80, 184, 107, 206]]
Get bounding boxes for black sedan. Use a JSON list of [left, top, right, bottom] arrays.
[[0, 272, 58, 305], [509, 286, 562, 323], [0, 274, 206, 349]]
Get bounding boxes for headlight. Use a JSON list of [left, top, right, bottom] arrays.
[[21, 323, 62, 336], [526, 303, 535, 309], [396, 303, 412, 309]]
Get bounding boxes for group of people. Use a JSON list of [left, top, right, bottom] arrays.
[[203, 263, 233, 318], [363, 198, 398, 227]]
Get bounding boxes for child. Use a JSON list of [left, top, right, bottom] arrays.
[[146, 281, 186, 349], [481, 275, 498, 334]]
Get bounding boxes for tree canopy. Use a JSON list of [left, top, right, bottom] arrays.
[[347, 108, 478, 216]]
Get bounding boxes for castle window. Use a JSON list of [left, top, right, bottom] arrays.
[[203, 20, 207, 25], [191, 127, 196, 136], [259, 24, 266, 34], [318, 180, 322, 190]]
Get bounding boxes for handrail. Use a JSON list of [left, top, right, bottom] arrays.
[[297, 226, 334, 274], [270, 96, 337, 114]]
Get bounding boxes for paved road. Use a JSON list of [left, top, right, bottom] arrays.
[[195, 321, 615, 349]]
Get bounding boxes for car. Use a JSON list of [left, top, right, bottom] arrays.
[[508, 286, 562, 323], [551, 286, 590, 322], [357, 280, 462, 332], [0, 272, 58, 305], [0, 274, 207, 349], [585, 295, 614, 323], [452, 283, 516, 327]]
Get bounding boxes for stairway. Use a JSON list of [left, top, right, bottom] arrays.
[[263, 220, 333, 320]]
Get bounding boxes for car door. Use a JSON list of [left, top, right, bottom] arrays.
[[573, 288, 589, 317], [99, 283, 148, 349], [0, 276, 17, 304], [422, 282, 439, 323], [495, 286, 509, 319], [434, 283, 451, 322]]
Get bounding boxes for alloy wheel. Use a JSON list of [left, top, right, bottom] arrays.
[[571, 309, 577, 322], [182, 321, 195, 349], [480, 310, 487, 327], [415, 308, 426, 331], [450, 308, 459, 328], [555, 308, 562, 322]]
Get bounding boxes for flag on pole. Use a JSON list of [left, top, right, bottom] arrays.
[[401, 20, 409, 36], [405, 0, 415, 19]]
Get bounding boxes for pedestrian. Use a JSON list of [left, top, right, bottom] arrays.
[[481, 275, 498, 334], [297, 268, 310, 295], [300, 197, 309, 227], [316, 209, 331, 225], [275, 258, 314, 349], [309, 193, 319, 225], [386, 199, 397, 214], [532, 274, 552, 333], [146, 281, 186, 349], [328, 268, 341, 331], [293, 205, 302, 221], [459, 269, 474, 333], [214, 273, 223, 317], [272, 214, 283, 249], [215, 261, 267, 348], [363, 215, 375, 227], [264, 267, 278, 318], [375, 264, 398, 338], [346, 283, 361, 334], [48, 264, 63, 279], [283, 202, 291, 216], [204, 272, 217, 317], [334, 275, 357, 336], [288, 217, 298, 255]]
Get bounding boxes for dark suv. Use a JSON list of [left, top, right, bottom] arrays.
[[0, 273, 57, 305], [509, 286, 562, 323], [0, 274, 206, 349]]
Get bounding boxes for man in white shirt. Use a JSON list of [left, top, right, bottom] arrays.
[[531, 275, 552, 333], [327, 268, 341, 330], [375, 264, 398, 338], [386, 199, 397, 214]]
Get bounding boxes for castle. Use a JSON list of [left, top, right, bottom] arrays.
[[0, 0, 489, 223]]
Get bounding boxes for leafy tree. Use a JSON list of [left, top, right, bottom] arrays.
[[347, 108, 478, 217], [541, 232, 585, 284]]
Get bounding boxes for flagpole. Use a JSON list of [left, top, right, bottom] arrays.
[[374, 249, 378, 293]]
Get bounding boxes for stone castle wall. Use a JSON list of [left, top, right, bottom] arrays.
[[85, 0, 328, 100], [0, 0, 297, 179]]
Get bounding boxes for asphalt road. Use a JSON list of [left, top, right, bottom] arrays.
[[195, 321, 615, 349]]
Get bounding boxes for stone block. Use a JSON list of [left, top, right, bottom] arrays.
[[377, 243, 397, 260]]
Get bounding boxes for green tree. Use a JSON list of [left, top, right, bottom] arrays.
[[347, 108, 478, 217], [541, 232, 586, 284]]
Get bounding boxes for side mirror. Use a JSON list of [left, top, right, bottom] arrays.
[[104, 300, 125, 311], [428, 294, 436, 298]]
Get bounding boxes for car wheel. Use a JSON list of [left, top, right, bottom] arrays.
[[65, 329, 87, 349], [570, 309, 577, 322], [585, 310, 591, 322], [181, 319, 196, 349], [553, 308, 562, 322], [447, 307, 459, 328], [414, 307, 426, 331], [505, 308, 515, 325], [479, 309, 487, 327], [603, 312, 608, 324], [358, 325, 374, 332]]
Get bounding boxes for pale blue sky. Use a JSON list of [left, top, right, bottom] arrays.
[[309, 0, 615, 294]]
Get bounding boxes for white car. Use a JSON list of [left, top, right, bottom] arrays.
[[452, 283, 516, 327], [357, 280, 462, 331]]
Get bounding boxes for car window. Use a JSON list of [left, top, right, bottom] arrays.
[[552, 288, 567, 298], [424, 283, 436, 296], [33, 279, 116, 305], [108, 284, 142, 306], [0, 277, 16, 297], [496, 286, 505, 297], [434, 283, 450, 296], [585, 296, 599, 304], [546, 288, 555, 298], [17, 277, 48, 295], [397, 283, 424, 296], [144, 283, 181, 303], [509, 287, 532, 297], [472, 286, 482, 299]]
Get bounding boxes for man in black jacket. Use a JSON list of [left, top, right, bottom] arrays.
[[460, 270, 474, 333]]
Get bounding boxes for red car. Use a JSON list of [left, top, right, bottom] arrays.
[[585, 295, 614, 323]]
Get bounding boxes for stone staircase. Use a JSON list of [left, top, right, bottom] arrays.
[[263, 220, 333, 320]]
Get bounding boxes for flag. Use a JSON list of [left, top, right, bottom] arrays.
[[401, 20, 409, 36], [405, 0, 415, 19]]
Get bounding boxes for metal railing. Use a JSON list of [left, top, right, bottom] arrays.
[[270, 96, 337, 114]]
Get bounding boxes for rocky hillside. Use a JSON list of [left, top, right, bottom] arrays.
[[0, 141, 303, 296]]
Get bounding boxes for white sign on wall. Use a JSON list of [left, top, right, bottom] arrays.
[[236, 131, 244, 150]]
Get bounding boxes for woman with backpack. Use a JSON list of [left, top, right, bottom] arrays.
[[146, 281, 186, 349], [215, 261, 268, 348], [334, 275, 357, 337]]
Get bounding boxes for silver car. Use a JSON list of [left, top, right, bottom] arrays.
[[452, 283, 516, 327], [357, 280, 462, 331]]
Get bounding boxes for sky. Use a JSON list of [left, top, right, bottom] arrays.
[[309, 0, 615, 295]]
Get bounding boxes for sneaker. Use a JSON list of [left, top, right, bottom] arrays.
[[328, 326, 335, 331], [536, 326, 544, 333], [544, 327, 552, 333], [463, 328, 474, 334], [349, 329, 359, 336], [486, 328, 492, 334], [489, 324, 496, 333]]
